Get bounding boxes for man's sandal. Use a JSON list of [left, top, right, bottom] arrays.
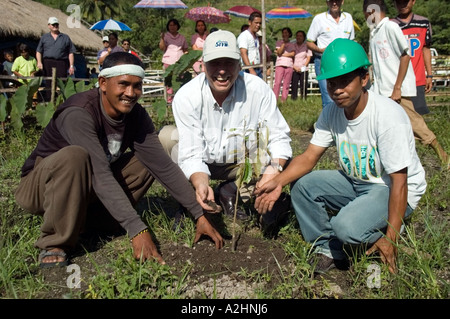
[[38, 249, 69, 268]]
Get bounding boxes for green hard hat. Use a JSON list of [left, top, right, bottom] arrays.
[[316, 38, 371, 81]]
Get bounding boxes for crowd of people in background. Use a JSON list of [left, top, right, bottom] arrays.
[[1, 1, 447, 168]]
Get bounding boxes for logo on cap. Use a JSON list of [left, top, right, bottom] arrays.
[[215, 40, 229, 48]]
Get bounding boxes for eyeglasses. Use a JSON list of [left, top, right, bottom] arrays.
[[123, 43, 130, 46], [51, 23, 59, 27]]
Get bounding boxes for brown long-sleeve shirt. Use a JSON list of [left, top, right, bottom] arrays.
[[21, 88, 203, 238]]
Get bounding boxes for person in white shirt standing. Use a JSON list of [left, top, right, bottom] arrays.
[[364, 0, 448, 168], [237, 12, 263, 78], [306, 0, 355, 108], [160, 30, 293, 237]]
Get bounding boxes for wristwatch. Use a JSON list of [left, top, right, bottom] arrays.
[[271, 162, 283, 172]]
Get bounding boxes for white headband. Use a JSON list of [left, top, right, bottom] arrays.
[[99, 64, 145, 79]]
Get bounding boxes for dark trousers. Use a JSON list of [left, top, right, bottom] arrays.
[[42, 58, 69, 101], [15, 146, 154, 251], [291, 71, 309, 100]]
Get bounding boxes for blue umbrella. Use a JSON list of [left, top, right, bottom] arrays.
[[90, 19, 132, 31]]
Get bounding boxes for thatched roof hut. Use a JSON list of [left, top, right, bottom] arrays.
[[0, 0, 103, 53]]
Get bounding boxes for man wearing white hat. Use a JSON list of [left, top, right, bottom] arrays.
[[36, 17, 76, 100], [97, 36, 110, 70], [162, 30, 292, 237]]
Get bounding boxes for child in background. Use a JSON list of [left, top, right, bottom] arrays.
[[2, 50, 14, 76], [12, 43, 39, 84]]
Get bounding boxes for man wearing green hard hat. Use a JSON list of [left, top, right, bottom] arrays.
[[316, 38, 371, 81], [254, 38, 426, 275]]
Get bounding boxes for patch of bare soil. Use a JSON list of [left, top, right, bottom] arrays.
[[161, 227, 293, 299]]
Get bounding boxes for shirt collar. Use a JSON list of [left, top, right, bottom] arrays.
[[326, 11, 347, 21], [374, 17, 389, 30]]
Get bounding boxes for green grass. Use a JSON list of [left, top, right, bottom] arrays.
[[0, 94, 448, 300]]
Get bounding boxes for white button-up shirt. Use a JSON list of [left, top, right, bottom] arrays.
[[172, 72, 292, 180], [307, 11, 355, 56]]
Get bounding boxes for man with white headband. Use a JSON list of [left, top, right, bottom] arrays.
[[161, 30, 292, 238], [15, 52, 223, 268]]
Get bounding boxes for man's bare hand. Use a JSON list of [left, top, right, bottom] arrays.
[[366, 237, 397, 273], [194, 215, 224, 249], [253, 180, 282, 215], [195, 184, 222, 213], [131, 230, 165, 265]]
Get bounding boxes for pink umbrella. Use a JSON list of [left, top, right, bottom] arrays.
[[184, 6, 231, 24], [224, 5, 261, 19], [134, 0, 187, 9], [134, 0, 188, 30]]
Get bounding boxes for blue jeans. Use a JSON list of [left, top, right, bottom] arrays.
[[243, 67, 263, 79], [314, 57, 333, 108], [290, 170, 413, 260]]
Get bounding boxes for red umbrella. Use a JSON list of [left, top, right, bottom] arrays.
[[184, 6, 231, 24], [224, 5, 261, 19]]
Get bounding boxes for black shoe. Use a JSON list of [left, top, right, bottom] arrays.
[[260, 192, 291, 238], [218, 181, 248, 220], [308, 253, 350, 274]]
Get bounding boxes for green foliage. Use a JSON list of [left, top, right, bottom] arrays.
[[234, 122, 269, 190], [163, 50, 201, 92], [35, 101, 58, 128], [425, 0, 450, 54], [5, 78, 42, 131], [34, 78, 97, 128], [228, 120, 270, 251], [1, 78, 97, 131], [84, 253, 188, 299], [0, 94, 9, 123], [152, 98, 169, 124]]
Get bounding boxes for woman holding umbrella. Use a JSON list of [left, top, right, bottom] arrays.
[[291, 30, 312, 101], [190, 20, 208, 75], [272, 27, 295, 103], [159, 18, 188, 103]]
